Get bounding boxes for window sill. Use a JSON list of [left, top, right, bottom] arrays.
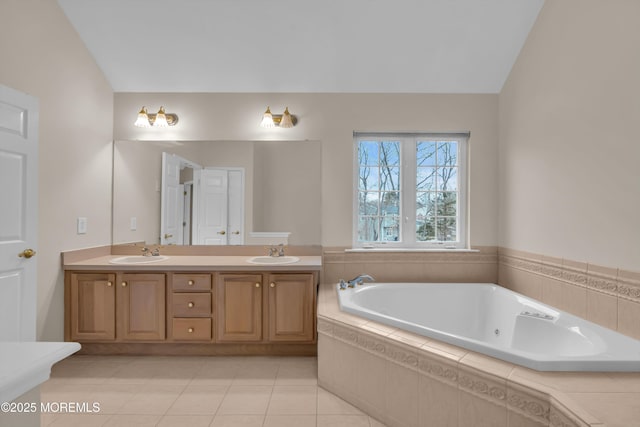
[[346, 247, 479, 253]]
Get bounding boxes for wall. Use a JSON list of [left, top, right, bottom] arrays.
[[498, 0, 640, 338], [498, 0, 640, 272], [114, 93, 499, 248], [0, 0, 113, 341]]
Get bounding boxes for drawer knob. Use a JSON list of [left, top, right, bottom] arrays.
[[188, 327, 194, 333], [188, 302, 194, 308], [270, 282, 276, 288], [121, 282, 127, 287], [255, 283, 260, 288], [188, 280, 194, 286]]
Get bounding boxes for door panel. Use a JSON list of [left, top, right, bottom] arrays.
[[227, 169, 244, 245], [196, 169, 228, 245], [161, 152, 181, 245], [0, 85, 38, 341]]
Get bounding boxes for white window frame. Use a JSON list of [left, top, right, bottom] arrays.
[[352, 132, 469, 249]]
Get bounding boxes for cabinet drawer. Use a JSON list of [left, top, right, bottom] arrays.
[[172, 318, 211, 341], [172, 293, 211, 317], [173, 274, 211, 291]]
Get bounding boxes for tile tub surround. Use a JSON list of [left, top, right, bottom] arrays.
[[322, 246, 498, 285], [317, 283, 640, 427], [498, 247, 640, 341]]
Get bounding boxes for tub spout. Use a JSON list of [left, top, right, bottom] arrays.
[[347, 274, 375, 287]]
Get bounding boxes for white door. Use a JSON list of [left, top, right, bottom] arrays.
[[195, 169, 228, 245], [227, 169, 244, 245], [0, 85, 38, 341], [160, 152, 181, 245]]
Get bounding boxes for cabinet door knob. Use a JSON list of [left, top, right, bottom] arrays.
[[188, 327, 194, 333], [107, 281, 113, 287], [255, 283, 260, 288], [188, 302, 194, 308], [270, 282, 276, 288], [217, 230, 226, 235], [121, 282, 127, 287], [231, 231, 240, 235], [188, 280, 194, 286]]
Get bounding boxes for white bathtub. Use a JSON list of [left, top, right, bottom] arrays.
[[337, 282, 640, 371]]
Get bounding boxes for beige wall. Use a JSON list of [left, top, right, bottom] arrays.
[[0, 0, 113, 340], [499, 0, 640, 272], [114, 93, 499, 248]]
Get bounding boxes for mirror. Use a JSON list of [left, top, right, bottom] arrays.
[[112, 140, 321, 246]]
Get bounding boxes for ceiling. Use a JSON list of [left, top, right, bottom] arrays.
[[57, 0, 544, 93]]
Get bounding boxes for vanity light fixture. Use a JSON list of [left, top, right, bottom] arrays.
[[259, 106, 297, 128], [134, 106, 179, 127]]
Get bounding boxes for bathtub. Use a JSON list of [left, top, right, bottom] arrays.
[[337, 282, 640, 371]]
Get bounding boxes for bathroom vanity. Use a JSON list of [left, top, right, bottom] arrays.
[[62, 250, 321, 355]]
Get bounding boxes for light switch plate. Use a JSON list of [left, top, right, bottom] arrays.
[[77, 217, 87, 234], [130, 217, 137, 231]]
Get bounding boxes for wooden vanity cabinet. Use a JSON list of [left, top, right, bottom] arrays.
[[67, 272, 165, 341], [267, 273, 316, 342], [66, 267, 318, 354], [118, 273, 166, 341], [69, 273, 116, 341], [216, 273, 263, 342]]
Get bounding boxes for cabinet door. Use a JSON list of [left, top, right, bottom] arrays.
[[118, 273, 166, 341], [69, 273, 116, 341], [216, 274, 262, 342], [267, 273, 315, 342]]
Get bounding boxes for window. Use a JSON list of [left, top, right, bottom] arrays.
[[354, 133, 468, 249]]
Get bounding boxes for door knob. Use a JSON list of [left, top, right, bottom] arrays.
[[255, 283, 260, 288], [270, 283, 276, 288], [231, 231, 240, 235], [121, 282, 127, 287], [217, 230, 226, 235], [18, 249, 36, 258], [164, 233, 173, 239]]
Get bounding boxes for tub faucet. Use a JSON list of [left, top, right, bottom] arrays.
[[347, 274, 375, 287]]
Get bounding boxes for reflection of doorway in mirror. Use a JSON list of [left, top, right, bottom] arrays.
[[192, 168, 245, 245], [161, 151, 245, 246], [161, 152, 202, 245]]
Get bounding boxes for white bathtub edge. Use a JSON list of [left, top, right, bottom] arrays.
[[0, 341, 81, 403]]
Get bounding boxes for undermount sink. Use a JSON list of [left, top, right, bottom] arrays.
[[109, 255, 170, 264], [246, 256, 300, 265]]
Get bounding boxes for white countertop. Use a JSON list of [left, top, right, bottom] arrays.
[[63, 255, 322, 271], [0, 342, 81, 403]]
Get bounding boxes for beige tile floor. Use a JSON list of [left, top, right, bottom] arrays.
[[40, 355, 387, 427]]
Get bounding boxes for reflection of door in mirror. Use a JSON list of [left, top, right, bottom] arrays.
[[161, 152, 202, 245], [192, 168, 244, 245]]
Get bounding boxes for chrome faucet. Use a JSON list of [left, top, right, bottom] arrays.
[[346, 274, 375, 288], [142, 246, 161, 257], [268, 244, 285, 257]]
